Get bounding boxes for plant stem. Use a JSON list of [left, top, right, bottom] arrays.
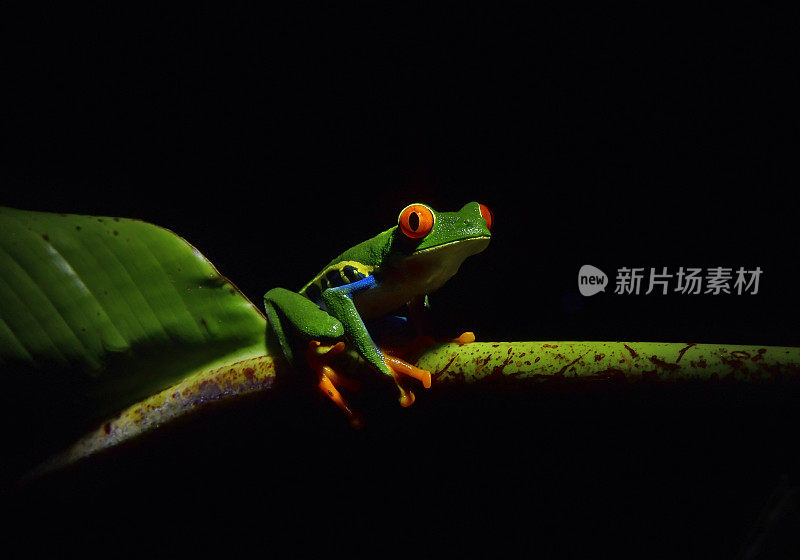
[[416, 341, 800, 384], [25, 340, 800, 482]]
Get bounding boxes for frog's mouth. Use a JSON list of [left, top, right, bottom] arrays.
[[413, 236, 491, 256]]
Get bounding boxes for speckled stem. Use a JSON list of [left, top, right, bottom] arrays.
[[415, 341, 800, 385], [24, 355, 280, 482], [25, 340, 800, 482]]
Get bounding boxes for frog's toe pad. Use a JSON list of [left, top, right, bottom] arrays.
[[448, 331, 476, 345], [308, 340, 346, 357], [399, 390, 415, 407]]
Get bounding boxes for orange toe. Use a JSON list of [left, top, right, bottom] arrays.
[[309, 340, 362, 426], [383, 352, 432, 389], [448, 331, 476, 345]]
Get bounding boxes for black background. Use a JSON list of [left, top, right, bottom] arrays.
[[2, 3, 798, 557]]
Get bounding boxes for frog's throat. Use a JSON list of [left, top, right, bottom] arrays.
[[404, 236, 491, 289], [354, 236, 490, 319]]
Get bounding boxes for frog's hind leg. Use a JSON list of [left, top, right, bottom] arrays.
[[307, 340, 364, 428], [264, 287, 345, 365]]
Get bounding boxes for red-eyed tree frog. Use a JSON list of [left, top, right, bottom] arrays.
[[264, 202, 492, 426]]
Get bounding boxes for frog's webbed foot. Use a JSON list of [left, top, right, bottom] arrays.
[[379, 349, 432, 407], [307, 333, 473, 422], [307, 340, 364, 428], [377, 332, 475, 405]]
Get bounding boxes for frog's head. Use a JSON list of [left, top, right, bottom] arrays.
[[388, 201, 492, 293]]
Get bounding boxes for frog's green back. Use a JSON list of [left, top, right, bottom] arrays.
[[300, 227, 396, 292], [323, 228, 396, 270]]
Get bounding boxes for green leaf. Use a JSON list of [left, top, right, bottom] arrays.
[[0, 206, 267, 472]]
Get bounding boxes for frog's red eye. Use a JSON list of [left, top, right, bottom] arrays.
[[398, 204, 435, 239], [479, 203, 493, 231]]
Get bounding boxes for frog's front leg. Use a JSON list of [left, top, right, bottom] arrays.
[[322, 276, 431, 405]]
